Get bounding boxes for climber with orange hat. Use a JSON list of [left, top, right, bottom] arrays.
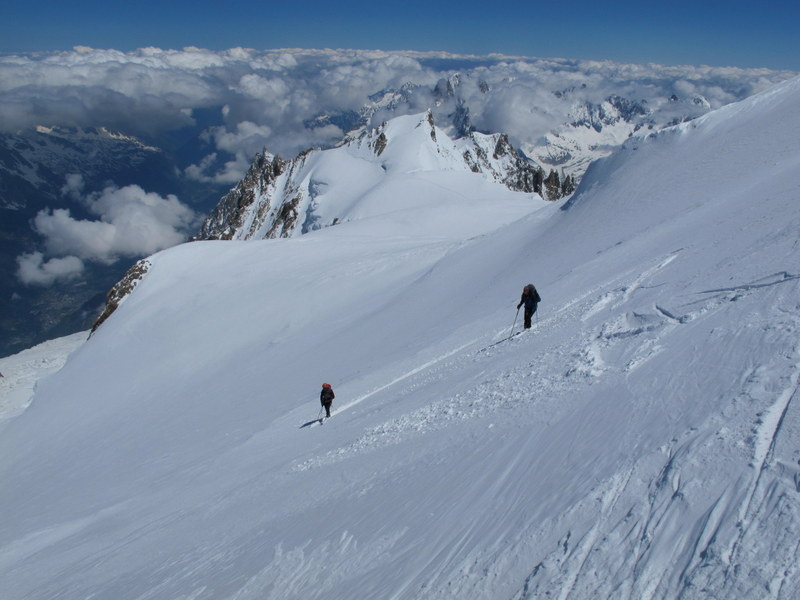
[[320, 382, 335, 418]]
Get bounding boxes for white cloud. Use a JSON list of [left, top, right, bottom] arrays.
[[33, 208, 117, 261], [186, 121, 278, 183], [184, 152, 220, 182], [236, 74, 291, 102], [210, 121, 273, 155], [1, 47, 794, 185], [16, 252, 84, 286], [185, 152, 250, 184], [60, 173, 85, 200], [32, 182, 199, 264]]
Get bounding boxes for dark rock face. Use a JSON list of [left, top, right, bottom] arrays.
[[544, 170, 562, 200], [451, 101, 473, 138], [372, 132, 388, 156], [607, 95, 648, 122], [570, 96, 650, 132], [266, 195, 302, 238], [91, 259, 151, 333], [192, 152, 287, 241], [427, 111, 437, 142], [485, 134, 542, 195]]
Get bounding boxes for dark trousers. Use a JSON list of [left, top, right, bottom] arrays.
[[322, 402, 331, 417], [524, 307, 536, 329]]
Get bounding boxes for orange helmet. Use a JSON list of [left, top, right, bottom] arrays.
[[322, 383, 332, 389]]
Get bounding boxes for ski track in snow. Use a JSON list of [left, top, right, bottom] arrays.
[[293, 308, 585, 473], [296, 255, 785, 464], [334, 340, 478, 414], [290, 254, 800, 599]]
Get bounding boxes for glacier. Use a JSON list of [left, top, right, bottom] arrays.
[[0, 76, 798, 599]]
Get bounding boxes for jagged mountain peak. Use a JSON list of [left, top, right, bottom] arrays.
[[344, 110, 437, 153], [194, 111, 549, 242], [433, 73, 461, 101]]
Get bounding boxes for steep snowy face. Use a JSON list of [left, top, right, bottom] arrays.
[[195, 112, 543, 241]]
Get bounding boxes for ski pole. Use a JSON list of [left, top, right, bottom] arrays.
[[508, 307, 520, 339]]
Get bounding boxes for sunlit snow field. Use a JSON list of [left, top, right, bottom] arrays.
[[1, 77, 799, 600]]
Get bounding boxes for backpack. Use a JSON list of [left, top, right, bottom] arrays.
[[524, 284, 541, 303]]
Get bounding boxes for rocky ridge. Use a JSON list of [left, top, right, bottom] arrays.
[[194, 112, 556, 243]]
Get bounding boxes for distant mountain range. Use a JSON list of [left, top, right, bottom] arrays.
[[0, 64, 784, 356], [302, 72, 715, 189]]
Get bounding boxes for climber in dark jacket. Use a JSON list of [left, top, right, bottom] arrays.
[[517, 284, 541, 329], [320, 383, 335, 418]]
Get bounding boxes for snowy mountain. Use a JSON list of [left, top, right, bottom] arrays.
[[307, 73, 713, 193], [522, 94, 653, 177], [194, 112, 545, 241], [522, 91, 718, 178], [1, 75, 799, 600], [3, 50, 791, 357]]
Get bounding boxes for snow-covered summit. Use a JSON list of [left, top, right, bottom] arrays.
[[194, 111, 544, 241], [1, 76, 799, 599], [310, 72, 730, 194]]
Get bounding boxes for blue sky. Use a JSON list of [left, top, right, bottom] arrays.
[[1, 0, 798, 70]]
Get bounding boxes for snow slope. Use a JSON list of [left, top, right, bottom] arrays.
[[0, 332, 87, 422], [1, 76, 799, 600]]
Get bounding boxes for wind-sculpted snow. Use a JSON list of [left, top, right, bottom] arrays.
[[0, 77, 799, 599]]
